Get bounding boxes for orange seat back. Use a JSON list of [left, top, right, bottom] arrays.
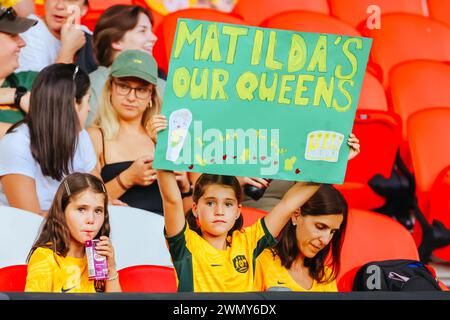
[[337, 209, 419, 291], [329, 0, 425, 28], [407, 108, 450, 210], [240, 207, 267, 228], [358, 72, 387, 111], [344, 110, 401, 183], [0, 265, 28, 292], [428, 0, 450, 28], [262, 11, 359, 36], [364, 14, 450, 88], [390, 60, 450, 141], [429, 166, 450, 262], [232, 0, 330, 26], [118, 265, 177, 292]]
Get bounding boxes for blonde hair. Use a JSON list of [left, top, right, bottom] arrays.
[[93, 76, 162, 140]]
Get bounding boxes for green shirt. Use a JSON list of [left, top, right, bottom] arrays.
[[0, 71, 38, 124]]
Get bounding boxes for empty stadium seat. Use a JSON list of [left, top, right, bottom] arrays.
[[232, 0, 330, 26], [363, 14, 450, 88], [0, 206, 43, 269], [240, 206, 267, 228], [428, 166, 450, 262], [261, 11, 360, 36], [153, 8, 246, 74], [329, 0, 425, 28], [337, 209, 419, 291], [118, 265, 177, 292], [428, 0, 450, 28], [108, 206, 172, 269], [335, 110, 402, 210], [358, 72, 388, 111], [0, 265, 27, 292], [407, 108, 450, 213], [390, 61, 450, 169]]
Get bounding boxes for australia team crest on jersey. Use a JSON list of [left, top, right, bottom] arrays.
[[233, 255, 249, 273]]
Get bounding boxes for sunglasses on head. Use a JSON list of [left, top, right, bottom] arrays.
[[0, 7, 17, 21]]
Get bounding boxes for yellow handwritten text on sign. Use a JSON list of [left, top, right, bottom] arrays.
[[171, 21, 362, 113]]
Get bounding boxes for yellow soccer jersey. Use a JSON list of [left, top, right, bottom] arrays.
[[254, 249, 338, 292], [25, 247, 96, 293], [166, 218, 277, 292]]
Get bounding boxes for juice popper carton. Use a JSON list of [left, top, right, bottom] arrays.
[[85, 239, 108, 280]]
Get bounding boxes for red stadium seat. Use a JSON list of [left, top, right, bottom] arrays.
[[335, 110, 402, 210], [261, 11, 360, 36], [428, 0, 450, 28], [0, 265, 27, 292], [232, 0, 330, 26], [133, 0, 164, 30], [363, 14, 450, 88], [358, 72, 387, 111], [240, 206, 267, 228], [153, 8, 246, 74], [428, 166, 450, 262], [81, 0, 133, 31], [407, 108, 450, 214], [390, 61, 450, 170], [337, 209, 419, 292], [328, 0, 425, 28], [118, 265, 177, 292], [89, 0, 133, 11]]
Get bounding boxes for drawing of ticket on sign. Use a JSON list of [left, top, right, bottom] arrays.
[[166, 108, 192, 162], [305, 131, 345, 163]]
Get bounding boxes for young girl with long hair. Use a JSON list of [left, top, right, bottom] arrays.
[[25, 173, 121, 293]]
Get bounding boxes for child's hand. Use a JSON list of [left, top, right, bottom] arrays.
[[95, 236, 116, 275], [347, 133, 360, 161], [148, 114, 168, 144]]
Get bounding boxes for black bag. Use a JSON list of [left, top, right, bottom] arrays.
[[353, 259, 442, 291]]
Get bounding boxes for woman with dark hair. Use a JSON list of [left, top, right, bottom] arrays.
[[254, 184, 348, 292], [87, 4, 164, 127], [0, 63, 97, 216]]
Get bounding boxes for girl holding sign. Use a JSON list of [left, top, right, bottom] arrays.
[[151, 115, 360, 292]]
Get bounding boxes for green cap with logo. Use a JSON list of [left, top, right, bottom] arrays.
[[111, 50, 158, 85]]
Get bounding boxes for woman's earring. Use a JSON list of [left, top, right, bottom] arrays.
[[292, 222, 297, 226], [148, 101, 153, 108]]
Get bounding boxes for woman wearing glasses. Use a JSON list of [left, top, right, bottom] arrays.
[[87, 50, 190, 215]]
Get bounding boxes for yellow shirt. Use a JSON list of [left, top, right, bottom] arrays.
[[166, 218, 276, 292], [254, 249, 338, 292], [25, 247, 96, 293]]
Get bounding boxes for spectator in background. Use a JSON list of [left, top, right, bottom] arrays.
[[16, 0, 98, 74], [0, 63, 98, 216], [88, 4, 164, 127], [0, 5, 37, 138], [254, 185, 348, 292], [88, 50, 187, 215]]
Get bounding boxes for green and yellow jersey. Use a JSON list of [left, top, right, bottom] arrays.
[[25, 247, 96, 293], [254, 248, 338, 292], [166, 218, 276, 292]]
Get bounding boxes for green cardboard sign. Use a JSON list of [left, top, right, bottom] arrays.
[[153, 19, 372, 184]]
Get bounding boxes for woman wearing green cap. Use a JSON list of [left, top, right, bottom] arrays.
[[88, 50, 190, 215]]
